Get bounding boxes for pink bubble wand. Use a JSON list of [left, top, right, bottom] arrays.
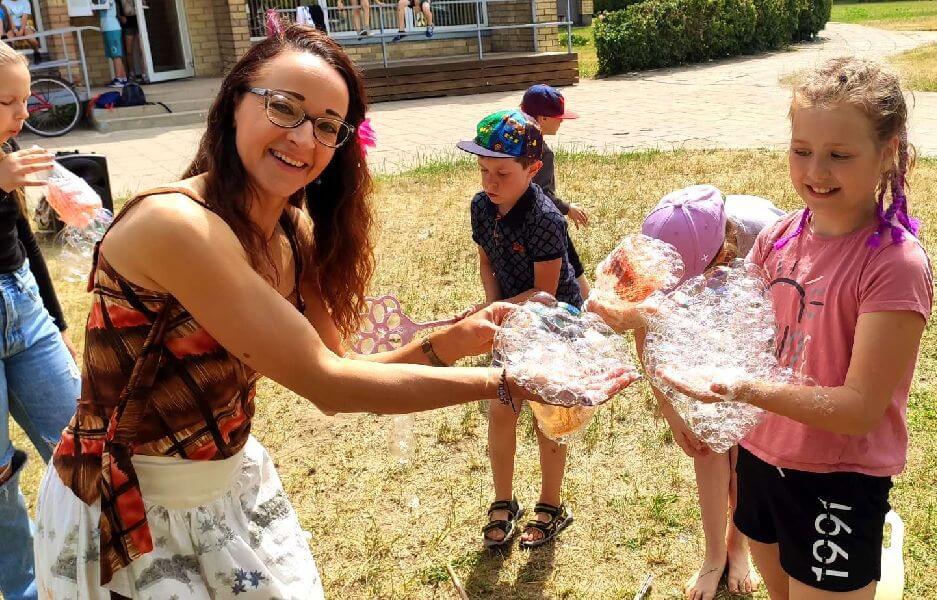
[[350, 294, 461, 355]]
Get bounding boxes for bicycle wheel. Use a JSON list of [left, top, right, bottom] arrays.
[[25, 76, 82, 137]]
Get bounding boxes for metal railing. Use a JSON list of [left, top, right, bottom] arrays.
[[247, 0, 488, 40], [11, 26, 100, 100], [246, 0, 574, 68]]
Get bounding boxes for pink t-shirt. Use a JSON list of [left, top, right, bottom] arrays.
[[743, 211, 933, 476]]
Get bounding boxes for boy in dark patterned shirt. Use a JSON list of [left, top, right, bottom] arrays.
[[457, 109, 579, 550]]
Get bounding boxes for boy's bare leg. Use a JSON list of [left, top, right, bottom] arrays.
[[486, 398, 521, 543], [519, 421, 568, 543], [396, 0, 408, 31], [686, 451, 730, 600], [123, 33, 135, 76], [421, 1, 434, 27], [359, 0, 371, 30], [113, 58, 128, 80]]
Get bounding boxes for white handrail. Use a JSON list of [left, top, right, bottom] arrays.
[[12, 26, 101, 100]]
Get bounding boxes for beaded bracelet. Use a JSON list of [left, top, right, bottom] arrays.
[[496, 368, 516, 412]]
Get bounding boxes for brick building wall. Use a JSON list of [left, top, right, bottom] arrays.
[[36, 0, 250, 87], [534, 0, 562, 52], [486, 0, 531, 53], [580, 0, 593, 24], [486, 0, 561, 54], [209, 0, 252, 73]]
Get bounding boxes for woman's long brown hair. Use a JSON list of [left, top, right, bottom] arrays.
[[184, 25, 374, 340]]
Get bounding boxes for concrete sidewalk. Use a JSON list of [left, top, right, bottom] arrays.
[[22, 23, 937, 198]]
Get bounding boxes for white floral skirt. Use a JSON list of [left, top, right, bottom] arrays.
[[34, 436, 324, 599]]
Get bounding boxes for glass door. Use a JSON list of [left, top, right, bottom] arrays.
[[135, 0, 194, 82]]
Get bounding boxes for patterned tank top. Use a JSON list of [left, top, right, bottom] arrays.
[[51, 187, 306, 585]]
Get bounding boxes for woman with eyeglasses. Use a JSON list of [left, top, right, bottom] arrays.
[[32, 25, 635, 599]]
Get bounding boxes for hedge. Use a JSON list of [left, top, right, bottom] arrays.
[[594, 0, 833, 75]]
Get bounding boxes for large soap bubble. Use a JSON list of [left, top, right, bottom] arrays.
[[493, 300, 638, 443], [591, 234, 685, 305], [640, 260, 818, 453]]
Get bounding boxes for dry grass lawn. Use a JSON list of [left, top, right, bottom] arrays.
[[9, 150, 936, 599], [889, 42, 937, 91]]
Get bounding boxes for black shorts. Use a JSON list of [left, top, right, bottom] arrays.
[[566, 235, 584, 278], [734, 446, 892, 592]]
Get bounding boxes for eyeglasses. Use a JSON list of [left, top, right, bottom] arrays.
[[247, 87, 355, 149]]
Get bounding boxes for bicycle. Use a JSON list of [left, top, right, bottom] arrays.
[[24, 75, 82, 137]]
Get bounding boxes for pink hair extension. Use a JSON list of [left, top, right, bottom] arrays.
[[265, 9, 285, 38]]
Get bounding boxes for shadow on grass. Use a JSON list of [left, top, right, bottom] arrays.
[[513, 542, 557, 599], [461, 541, 558, 599], [462, 544, 513, 597]]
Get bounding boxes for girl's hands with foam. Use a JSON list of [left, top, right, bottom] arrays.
[[660, 402, 709, 457], [654, 366, 741, 405], [583, 296, 647, 333], [0, 147, 54, 193]]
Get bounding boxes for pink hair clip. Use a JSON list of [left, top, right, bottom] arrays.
[[357, 118, 377, 157], [265, 8, 285, 37], [351, 294, 459, 354]]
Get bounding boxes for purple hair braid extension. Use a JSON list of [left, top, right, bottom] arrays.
[[895, 129, 920, 237], [894, 175, 920, 236], [774, 208, 811, 250], [882, 173, 906, 244], [867, 187, 888, 248]]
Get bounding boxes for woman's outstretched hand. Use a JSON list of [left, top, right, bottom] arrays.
[[507, 366, 641, 407]]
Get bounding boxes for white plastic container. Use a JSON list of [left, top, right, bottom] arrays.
[[875, 510, 904, 600]]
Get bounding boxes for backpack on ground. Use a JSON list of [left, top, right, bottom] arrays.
[[119, 82, 146, 107], [93, 91, 122, 109]]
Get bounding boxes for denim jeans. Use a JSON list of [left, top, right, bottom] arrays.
[[0, 260, 79, 600]]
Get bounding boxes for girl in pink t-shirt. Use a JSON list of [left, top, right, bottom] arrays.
[[661, 57, 933, 599]]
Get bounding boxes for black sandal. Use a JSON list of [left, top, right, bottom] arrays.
[[482, 497, 525, 548], [518, 502, 574, 549]]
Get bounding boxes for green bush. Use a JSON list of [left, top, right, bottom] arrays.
[[559, 31, 591, 47], [592, 0, 645, 14], [594, 0, 832, 75], [795, 0, 832, 41], [750, 0, 797, 50]]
